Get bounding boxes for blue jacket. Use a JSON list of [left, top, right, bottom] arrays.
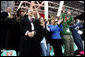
[[48, 24, 62, 39], [70, 22, 83, 38]]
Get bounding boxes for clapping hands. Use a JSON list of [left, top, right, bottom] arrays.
[[67, 11, 71, 15], [27, 31, 35, 38]]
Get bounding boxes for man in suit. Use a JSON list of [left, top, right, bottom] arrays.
[[1, 7, 12, 20], [19, 10, 44, 56]]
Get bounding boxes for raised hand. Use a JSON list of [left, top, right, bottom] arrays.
[[67, 10, 71, 15]]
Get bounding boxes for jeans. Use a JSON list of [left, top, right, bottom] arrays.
[[46, 43, 50, 56], [40, 43, 50, 56]]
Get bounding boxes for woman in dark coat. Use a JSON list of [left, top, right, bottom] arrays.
[[5, 14, 20, 52], [1, 11, 9, 50]]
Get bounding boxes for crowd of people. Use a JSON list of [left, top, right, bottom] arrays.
[[1, 6, 84, 56]]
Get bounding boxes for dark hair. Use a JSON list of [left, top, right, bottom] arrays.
[[17, 8, 24, 17]]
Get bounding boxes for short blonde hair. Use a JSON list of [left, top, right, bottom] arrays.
[[7, 7, 12, 10], [28, 10, 33, 13]]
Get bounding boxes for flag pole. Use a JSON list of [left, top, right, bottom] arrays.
[[44, 1, 48, 21], [57, 1, 64, 17], [17, 1, 23, 11]]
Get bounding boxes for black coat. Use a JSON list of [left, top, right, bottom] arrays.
[[5, 18, 20, 52], [44, 29, 51, 43], [1, 12, 8, 50], [19, 18, 44, 56]]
